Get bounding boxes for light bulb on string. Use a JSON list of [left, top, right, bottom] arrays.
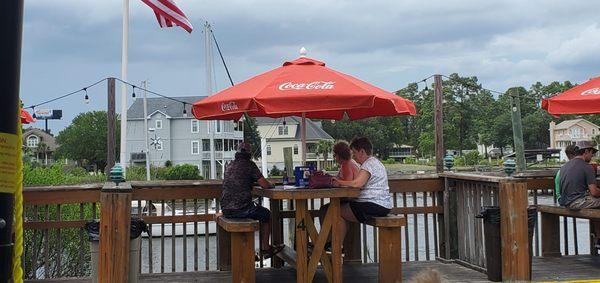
[[32, 107, 36, 119], [283, 117, 286, 126], [423, 79, 429, 91], [182, 103, 187, 117], [132, 86, 136, 99], [84, 88, 90, 104]]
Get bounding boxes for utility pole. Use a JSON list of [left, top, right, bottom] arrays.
[[434, 74, 444, 173], [0, 0, 24, 281], [510, 88, 526, 172], [106, 78, 116, 175], [142, 80, 151, 181]]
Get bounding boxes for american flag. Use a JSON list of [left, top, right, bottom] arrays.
[[141, 0, 193, 33]]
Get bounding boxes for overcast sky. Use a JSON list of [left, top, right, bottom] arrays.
[[20, 0, 600, 133]]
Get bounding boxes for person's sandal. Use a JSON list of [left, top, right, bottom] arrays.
[[260, 245, 284, 259]]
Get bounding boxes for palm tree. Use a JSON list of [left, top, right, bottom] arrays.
[[36, 142, 50, 165], [316, 140, 334, 170]]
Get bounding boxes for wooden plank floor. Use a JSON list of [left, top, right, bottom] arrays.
[[138, 261, 489, 283], [25, 256, 600, 283]]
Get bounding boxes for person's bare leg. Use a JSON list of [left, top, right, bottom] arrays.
[[261, 221, 271, 248], [338, 204, 359, 247]]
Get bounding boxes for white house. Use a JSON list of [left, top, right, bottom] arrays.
[[125, 96, 244, 179], [549, 119, 600, 161], [255, 117, 334, 171]]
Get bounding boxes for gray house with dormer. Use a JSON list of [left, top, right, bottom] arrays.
[[125, 96, 244, 179]]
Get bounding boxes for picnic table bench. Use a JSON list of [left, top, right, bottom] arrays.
[[365, 214, 407, 283], [538, 204, 600, 257], [216, 215, 259, 283]]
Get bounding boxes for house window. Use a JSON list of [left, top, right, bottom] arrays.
[[155, 120, 163, 129], [237, 121, 244, 132], [156, 140, 163, 151], [278, 125, 288, 135], [267, 145, 271, 155], [191, 120, 199, 133], [27, 135, 39, 148], [216, 121, 222, 133], [202, 139, 210, 151], [191, 141, 200, 155], [216, 139, 223, 151], [570, 127, 582, 138], [294, 144, 299, 155]]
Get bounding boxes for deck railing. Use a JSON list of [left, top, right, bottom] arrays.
[[22, 176, 445, 280], [524, 173, 597, 257]]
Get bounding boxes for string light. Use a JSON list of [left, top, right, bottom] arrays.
[[424, 78, 429, 91], [132, 86, 136, 99], [32, 106, 36, 119], [84, 88, 89, 104], [182, 102, 187, 116], [283, 117, 286, 126]]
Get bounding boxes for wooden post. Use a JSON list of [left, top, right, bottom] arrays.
[[295, 200, 308, 283], [434, 74, 444, 173], [541, 212, 561, 257], [509, 88, 526, 172], [271, 199, 284, 268], [106, 78, 116, 175], [436, 188, 447, 259], [443, 178, 458, 259], [217, 224, 231, 271], [499, 179, 530, 281], [98, 182, 132, 283], [378, 227, 402, 283], [330, 198, 343, 283], [231, 232, 256, 283]]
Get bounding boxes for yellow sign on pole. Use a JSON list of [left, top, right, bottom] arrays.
[[0, 132, 19, 194]]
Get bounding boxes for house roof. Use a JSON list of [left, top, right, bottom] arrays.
[[23, 128, 59, 150], [554, 118, 599, 130], [255, 116, 334, 140], [127, 96, 206, 119]]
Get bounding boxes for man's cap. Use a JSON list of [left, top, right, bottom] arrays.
[[237, 142, 251, 153], [575, 140, 598, 153]]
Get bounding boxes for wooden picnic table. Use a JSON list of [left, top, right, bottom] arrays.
[[253, 186, 361, 283]]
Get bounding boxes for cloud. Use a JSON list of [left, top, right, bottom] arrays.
[[19, 0, 600, 132]]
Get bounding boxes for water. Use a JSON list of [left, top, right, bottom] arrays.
[[138, 195, 594, 273]]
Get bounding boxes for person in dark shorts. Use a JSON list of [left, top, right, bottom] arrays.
[[320, 137, 392, 251], [221, 142, 283, 258], [558, 140, 600, 247]]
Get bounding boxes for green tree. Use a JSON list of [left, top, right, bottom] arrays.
[[316, 140, 334, 169], [55, 111, 120, 171], [243, 117, 262, 159]]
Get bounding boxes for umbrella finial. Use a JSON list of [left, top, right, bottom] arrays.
[[300, 47, 307, 57]]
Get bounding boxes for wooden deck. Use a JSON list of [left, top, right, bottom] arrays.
[[25, 256, 600, 283]]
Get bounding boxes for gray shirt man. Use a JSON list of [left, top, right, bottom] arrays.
[[559, 158, 596, 207]]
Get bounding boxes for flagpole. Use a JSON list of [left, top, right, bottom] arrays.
[[120, 0, 129, 175]]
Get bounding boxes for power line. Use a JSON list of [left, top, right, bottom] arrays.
[[24, 78, 108, 109]]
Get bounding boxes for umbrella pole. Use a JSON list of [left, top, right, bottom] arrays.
[[301, 113, 307, 165]]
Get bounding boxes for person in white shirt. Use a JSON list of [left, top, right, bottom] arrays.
[[328, 137, 392, 250]]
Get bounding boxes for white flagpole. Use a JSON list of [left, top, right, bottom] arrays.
[[120, 0, 129, 174], [204, 23, 216, 179]]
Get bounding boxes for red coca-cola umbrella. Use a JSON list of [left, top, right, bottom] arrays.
[[542, 76, 600, 115], [192, 50, 416, 164], [21, 109, 35, 124], [192, 54, 415, 121]]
